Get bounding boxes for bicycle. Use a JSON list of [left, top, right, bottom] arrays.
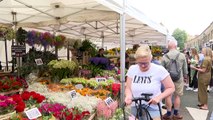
[[122, 93, 163, 120]]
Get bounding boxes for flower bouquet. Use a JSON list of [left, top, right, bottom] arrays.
[[96, 100, 118, 119], [48, 59, 77, 83], [11, 91, 45, 113], [39, 102, 90, 120], [0, 76, 23, 94]]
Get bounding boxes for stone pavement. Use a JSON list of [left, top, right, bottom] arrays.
[[179, 87, 213, 120], [123, 87, 213, 120]]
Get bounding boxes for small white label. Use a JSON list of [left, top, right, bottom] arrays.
[[75, 84, 84, 89], [70, 90, 77, 99], [96, 77, 106, 82], [104, 97, 114, 107], [108, 77, 115, 81], [25, 107, 42, 119], [35, 58, 43, 65]]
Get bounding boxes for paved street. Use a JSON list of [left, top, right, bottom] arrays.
[[179, 87, 213, 120]]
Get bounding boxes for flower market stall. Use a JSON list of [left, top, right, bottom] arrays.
[[0, 0, 171, 119]]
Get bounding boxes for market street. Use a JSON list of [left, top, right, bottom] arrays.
[[178, 87, 213, 120]]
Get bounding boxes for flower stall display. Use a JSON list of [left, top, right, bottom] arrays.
[[11, 91, 45, 113], [0, 76, 24, 95], [151, 46, 163, 56], [89, 57, 113, 70], [39, 103, 90, 120], [96, 100, 118, 119], [0, 95, 16, 115], [26, 30, 66, 48], [27, 82, 100, 113], [48, 59, 77, 82]]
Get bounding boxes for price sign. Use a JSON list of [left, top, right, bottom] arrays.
[[69, 90, 77, 99], [96, 77, 106, 82], [25, 107, 41, 119], [104, 97, 114, 107], [35, 58, 43, 66], [75, 84, 84, 89], [11, 45, 26, 57]]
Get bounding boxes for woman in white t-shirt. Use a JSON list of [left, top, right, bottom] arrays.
[[125, 44, 175, 120]]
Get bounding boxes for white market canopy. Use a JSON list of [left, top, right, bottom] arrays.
[[0, 0, 169, 46]]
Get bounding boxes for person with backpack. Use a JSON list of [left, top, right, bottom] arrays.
[[161, 39, 188, 120]]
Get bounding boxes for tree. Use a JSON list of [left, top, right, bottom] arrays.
[[172, 28, 187, 50]]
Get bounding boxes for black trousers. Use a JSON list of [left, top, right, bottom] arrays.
[[189, 70, 198, 88]]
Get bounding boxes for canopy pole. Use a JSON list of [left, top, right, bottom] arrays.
[[4, 36, 9, 71], [101, 31, 104, 48], [120, 0, 126, 106]]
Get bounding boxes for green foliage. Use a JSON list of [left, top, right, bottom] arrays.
[[20, 48, 57, 78], [0, 27, 15, 40], [82, 64, 103, 77], [79, 39, 97, 57], [48, 60, 77, 83], [16, 27, 27, 45], [172, 28, 188, 50]]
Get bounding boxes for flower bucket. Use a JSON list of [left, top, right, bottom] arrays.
[[0, 111, 16, 120], [0, 88, 23, 96]]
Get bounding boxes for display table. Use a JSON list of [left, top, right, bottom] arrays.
[[0, 71, 13, 77]]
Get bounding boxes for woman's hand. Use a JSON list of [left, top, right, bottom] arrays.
[[148, 96, 161, 105], [125, 96, 132, 105], [190, 65, 196, 69]]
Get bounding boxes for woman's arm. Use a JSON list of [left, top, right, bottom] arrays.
[[125, 76, 133, 105], [191, 66, 206, 73], [149, 75, 175, 104]]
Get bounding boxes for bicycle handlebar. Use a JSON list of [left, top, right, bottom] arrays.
[[132, 93, 153, 102]]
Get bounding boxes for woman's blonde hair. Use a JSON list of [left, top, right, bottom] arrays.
[[134, 44, 152, 59], [203, 47, 212, 58]]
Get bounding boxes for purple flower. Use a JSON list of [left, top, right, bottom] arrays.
[[89, 57, 109, 65]]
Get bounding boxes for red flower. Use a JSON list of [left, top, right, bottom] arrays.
[[21, 91, 31, 100], [74, 114, 82, 120], [82, 111, 90, 116], [112, 83, 120, 95], [36, 95, 45, 103], [2, 85, 10, 90], [66, 113, 73, 120], [30, 91, 37, 96], [11, 94, 22, 103], [15, 101, 26, 112]]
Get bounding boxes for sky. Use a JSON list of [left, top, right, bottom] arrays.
[[129, 0, 213, 36]]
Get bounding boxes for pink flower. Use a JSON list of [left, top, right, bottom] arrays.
[[0, 102, 7, 107]]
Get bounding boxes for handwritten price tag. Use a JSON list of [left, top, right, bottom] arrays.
[[25, 107, 41, 119]]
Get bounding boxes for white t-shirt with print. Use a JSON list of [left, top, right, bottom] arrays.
[[126, 63, 169, 110]]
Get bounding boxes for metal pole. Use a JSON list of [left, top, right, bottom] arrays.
[[101, 31, 104, 48], [4, 37, 8, 71], [120, 0, 126, 106], [67, 41, 70, 60]]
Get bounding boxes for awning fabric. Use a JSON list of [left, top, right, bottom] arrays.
[[0, 0, 168, 46]]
